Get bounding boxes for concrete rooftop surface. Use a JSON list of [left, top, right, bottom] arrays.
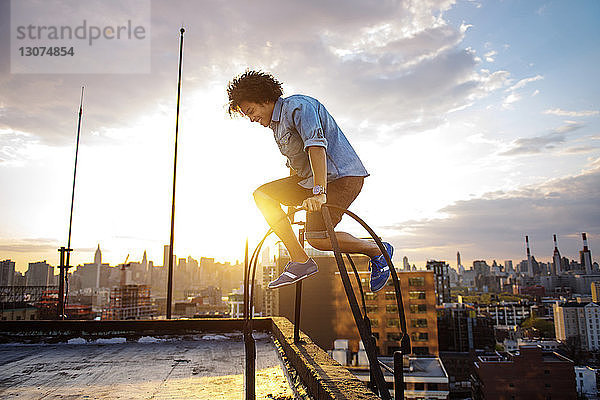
[[0, 333, 297, 400]]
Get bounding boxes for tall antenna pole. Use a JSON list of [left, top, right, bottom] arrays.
[[58, 86, 84, 319], [166, 28, 185, 319]]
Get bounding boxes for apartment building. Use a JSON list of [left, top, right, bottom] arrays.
[[278, 249, 438, 356], [475, 302, 532, 327], [553, 301, 600, 351]]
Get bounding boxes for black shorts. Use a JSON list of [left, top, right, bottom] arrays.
[[255, 175, 364, 237]]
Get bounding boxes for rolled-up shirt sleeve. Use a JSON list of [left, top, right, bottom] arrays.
[[291, 101, 328, 151]]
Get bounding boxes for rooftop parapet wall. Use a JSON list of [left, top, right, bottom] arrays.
[[0, 317, 379, 400], [270, 317, 379, 400]]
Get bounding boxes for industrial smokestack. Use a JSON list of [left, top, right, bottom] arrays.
[[581, 232, 593, 275], [526, 235, 533, 277]]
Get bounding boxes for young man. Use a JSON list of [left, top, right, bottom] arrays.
[[227, 70, 393, 291]]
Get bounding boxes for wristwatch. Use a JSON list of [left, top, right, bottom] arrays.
[[312, 185, 327, 195]]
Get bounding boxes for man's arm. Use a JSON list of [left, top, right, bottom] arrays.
[[302, 146, 327, 212]]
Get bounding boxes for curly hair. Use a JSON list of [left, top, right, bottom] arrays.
[[226, 70, 283, 116]]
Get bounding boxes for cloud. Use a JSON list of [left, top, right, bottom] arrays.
[[563, 146, 598, 154], [500, 122, 584, 155], [507, 75, 544, 92], [484, 50, 497, 62], [0, 237, 94, 253], [499, 75, 543, 108], [543, 108, 600, 117], [0, 0, 512, 152], [0, 129, 43, 166], [385, 166, 600, 263], [502, 92, 521, 109]]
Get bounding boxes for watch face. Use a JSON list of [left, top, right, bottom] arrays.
[[312, 185, 322, 195]]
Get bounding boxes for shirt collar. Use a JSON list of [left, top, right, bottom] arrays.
[[270, 97, 284, 125]]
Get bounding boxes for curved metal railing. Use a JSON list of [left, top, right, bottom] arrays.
[[243, 205, 410, 400]]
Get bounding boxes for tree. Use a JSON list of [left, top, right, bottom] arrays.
[[521, 316, 555, 338]]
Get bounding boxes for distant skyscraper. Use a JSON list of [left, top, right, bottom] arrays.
[[93, 244, 102, 288], [403, 256, 410, 271], [26, 261, 52, 286], [142, 250, 148, 271], [504, 260, 514, 274], [552, 234, 562, 276], [163, 244, 176, 268], [0, 259, 15, 286], [94, 244, 102, 265], [457, 252, 464, 275], [581, 233, 593, 275], [262, 247, 271, 265]]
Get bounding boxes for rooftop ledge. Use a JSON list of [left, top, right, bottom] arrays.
[[0, 317, 379, 400]]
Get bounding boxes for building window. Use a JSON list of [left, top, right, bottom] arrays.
[[387, 333, 402, 341], [387, 318, 401, 327], [385, 291, 396, 300], [370, 319, 379, 328], [411, 319, 428, 328], [544, 370, 550, 375], [410, 304, 427, 313], [428, 383, 438, 391], [386, 305, 398, 313], [412, 346, 428, 355], [366, 305, 378, 313], [411, 332, 429, 342], [545, 383, 551, 388], [409, 277, 425, 286], [509, 384, 514, 387], [409, 291, 426, 300], [365, 292, 378, 301], [414, 383, 425, 390]]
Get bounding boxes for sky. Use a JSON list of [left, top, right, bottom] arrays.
[[0, 0, 599, 273]]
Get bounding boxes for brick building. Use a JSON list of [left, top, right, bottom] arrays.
[[278, 248, 438, 356], [471, 345, 576, 400], [437, 303, 495, 352]]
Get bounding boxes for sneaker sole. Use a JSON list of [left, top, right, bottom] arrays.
[[370, 243, 393, 292], [371, 268, 391, 292], [268, 268, 318, 289]]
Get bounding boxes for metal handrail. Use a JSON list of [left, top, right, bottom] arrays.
[[243, 205, 410, 399]]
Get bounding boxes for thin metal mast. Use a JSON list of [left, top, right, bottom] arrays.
[[166, 28, 185, 319], [59, 86, 84, 319]]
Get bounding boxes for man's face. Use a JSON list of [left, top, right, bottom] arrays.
[[239, 100, 275, 127]]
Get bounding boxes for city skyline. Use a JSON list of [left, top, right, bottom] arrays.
[[3, 232, 596, 275], [1, 0, 599, 271]]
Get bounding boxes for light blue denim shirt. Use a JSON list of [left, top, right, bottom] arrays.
[[269, 95, 369, 188]]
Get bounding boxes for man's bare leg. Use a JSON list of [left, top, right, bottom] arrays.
[[307, 233, 382, 258], [254, 191, 309, 263]]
